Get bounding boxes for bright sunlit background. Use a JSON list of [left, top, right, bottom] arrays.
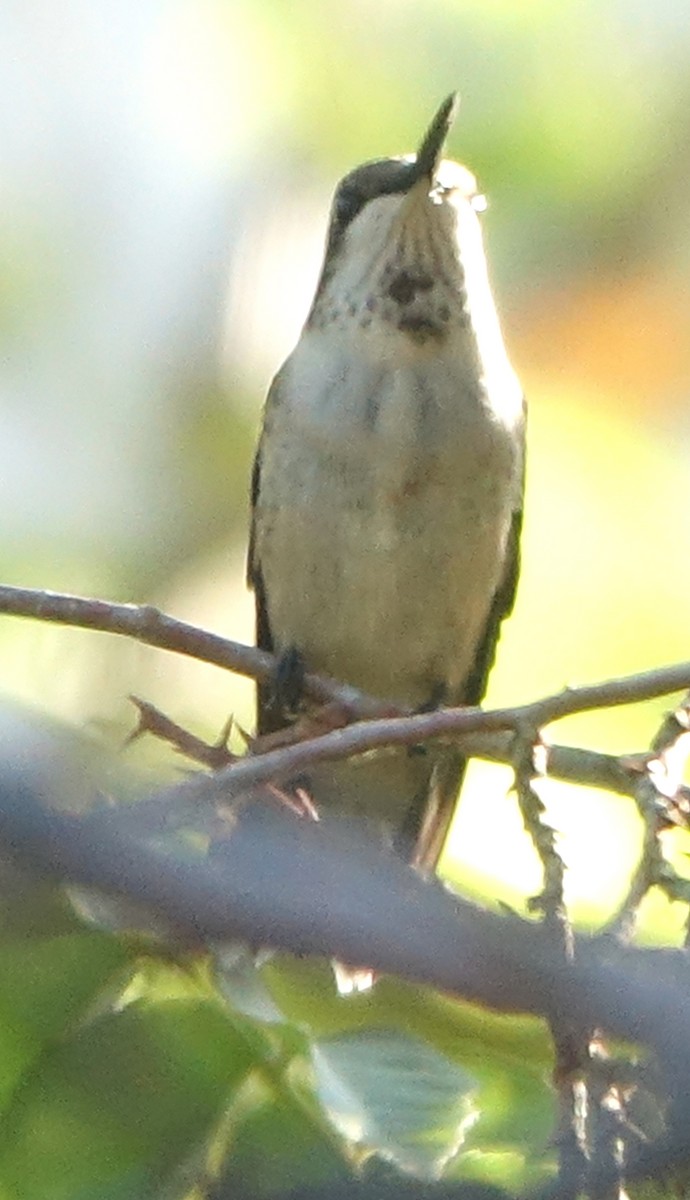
[[2, 0, 690, 932]]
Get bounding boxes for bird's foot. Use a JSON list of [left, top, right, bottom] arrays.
[[408, 682, 447, 757], [273, 644, 306, 718]]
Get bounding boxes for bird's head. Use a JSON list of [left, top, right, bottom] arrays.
[[308, 94, 490, 342]]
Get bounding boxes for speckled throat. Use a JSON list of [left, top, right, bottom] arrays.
[[307, 203, 470, 347]]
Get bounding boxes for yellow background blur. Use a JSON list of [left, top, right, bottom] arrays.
[[1, 0, 689, 931]]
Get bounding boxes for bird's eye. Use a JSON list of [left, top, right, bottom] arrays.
[[334, 186, 364, 228]]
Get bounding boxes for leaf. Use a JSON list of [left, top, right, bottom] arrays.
[[0, 932, 128, 1112], [213, 943, 285, 1025], [0, 1000, 256, 1200], [221, 1086, 351, 1199], [311, 1029, 478, 1180]]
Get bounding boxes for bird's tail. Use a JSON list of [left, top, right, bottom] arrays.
[[306, 746, 465, 994]]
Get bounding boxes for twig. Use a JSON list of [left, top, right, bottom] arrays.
[[586, 1041, 627, 1200], [3, 712, 690, 1191], [606, 692, 690, 944], [515, 733, 570, 942], [0, 724, 680, 1030], [127, 697, 236, 770], [2, 583, 690, 808], [513, 728, 588, 1199], [0, 585, 381, 715], [650, 691, 690, 782], [5, 725, 690, 1194], [589, 698, 690, 1197], [604, 775, 668, 944], [128, 678, 690, 812], [131, 707, 686, 808], [1, 582, 690, 725]]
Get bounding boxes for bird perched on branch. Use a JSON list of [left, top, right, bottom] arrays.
[[248, 95, 525, 984]]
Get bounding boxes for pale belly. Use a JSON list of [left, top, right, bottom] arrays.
[[254, 347, 521, 709]]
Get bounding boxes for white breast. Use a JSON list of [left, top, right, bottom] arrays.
[[254, 323, 523, 708]]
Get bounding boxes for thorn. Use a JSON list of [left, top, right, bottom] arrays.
[[123, 694, 151, 747], [214, 715, 235, 750]]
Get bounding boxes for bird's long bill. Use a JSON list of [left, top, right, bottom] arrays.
[[412, 93, 459, 183]]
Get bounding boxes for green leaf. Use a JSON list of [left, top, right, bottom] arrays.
[[311, 1029, 478, 1179], [0, 999, 255, 1200], [0, 932, 128, 1112], [221, 1085, 351, 1198], [213, 944, 285, 1025]]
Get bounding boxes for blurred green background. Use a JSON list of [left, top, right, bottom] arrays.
[[2, 0, 689, 929]]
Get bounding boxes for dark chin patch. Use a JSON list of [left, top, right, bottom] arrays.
[[386, 269, 434, 306], [396, 313, 446, 343]]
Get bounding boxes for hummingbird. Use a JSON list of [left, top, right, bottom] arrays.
[[247, 95, 525, 977]]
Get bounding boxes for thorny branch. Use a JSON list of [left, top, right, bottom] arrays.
[[2, 585, 690, 1197], [0, 584, 689, 810], [605, 691, 690, 943], [127, 696, 237, 771], [513, 729, 589, 1200], [1, 716, 690, 1195], [520, 693, 690, 1198], [0, 584, 378, 713], [127, 698, 664, 806]]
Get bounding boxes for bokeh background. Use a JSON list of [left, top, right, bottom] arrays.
[[2, 0, 689, 929]]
